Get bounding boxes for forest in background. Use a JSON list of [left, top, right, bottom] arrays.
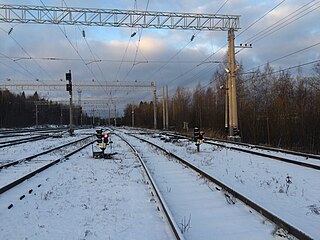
[[1, 62, 320, 153], [123, 62, 320, 154], [0, 90, 106, 127]]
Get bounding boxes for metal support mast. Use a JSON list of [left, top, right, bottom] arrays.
[[165, 85, 169, 130], [227, 29, 240, 141], [153, 83, 157, 129], [162, 86, 166, 129], [0, 4, 241, 134]]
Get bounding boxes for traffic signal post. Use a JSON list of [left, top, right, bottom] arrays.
[[93, 129, 113, 159], [194, 127, 205, 152], [66, 70, 74, 135]]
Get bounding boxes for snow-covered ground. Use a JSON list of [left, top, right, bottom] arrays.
[[0, 129, 174, 239], [1, 127, 319, 239], [127, 128, 320, 239], [208, 140, 320, 168], [118, 131, 280, 239], [0, 129, 88, 162]]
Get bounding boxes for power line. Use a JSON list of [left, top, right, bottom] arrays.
[[185, 1, 319, 87], [122, 0, 150, 82], [0, 26, 52, 83], [61, 0, 107, 83], [39, 0, 100, 84], [0, 52, 34, 78], [246, 41, 320, 73], [0, 55, 217, 64], [236, 0, 287, 38], [250, 3, 320, 44], [241, 59, 320, 76], [244, 0, 319, 44], [147, 0, 230, 84]]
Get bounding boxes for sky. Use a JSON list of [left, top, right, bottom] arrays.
[[0, 0, 319, 115]]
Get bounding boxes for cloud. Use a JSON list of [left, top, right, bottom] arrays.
[[0, 0, 319, 115]]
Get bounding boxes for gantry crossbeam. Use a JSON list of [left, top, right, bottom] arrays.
[[0, 4, 240, 31], [0, 81, 155, 92]]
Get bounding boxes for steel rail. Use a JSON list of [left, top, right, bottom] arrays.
[[0, 134, 50, 148], [132, 134, 313, 240], [0, 135, 93, 170], [206, 140, 320, 171], [204, 136, 320, 161], [165, 132, 320, 171], [0, 137, 95, 194], [116, 133, 185, 240], [0, 127, 68, 135]]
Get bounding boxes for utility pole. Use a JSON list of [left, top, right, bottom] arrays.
[[78, 90, 82, 127], [108, 105, 111, 125], [1, 5, 241, 133], [60, 106, 62, 126], [114, 104, 117, 127], [162, 86, 166, 129], [165, 85, 169, 130], [35, 104, 38, 128], [131, 105, 135, 127], [153, 83, 157, 129], [226, 29, 240, 141], [92, 108, 95, 127]]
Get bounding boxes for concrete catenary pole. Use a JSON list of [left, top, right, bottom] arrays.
[[165, 85, 169, 130], [227, 28, 240, 141], [162, 86, 166, 129]]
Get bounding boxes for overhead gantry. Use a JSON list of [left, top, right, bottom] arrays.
[[0, 4, 241, 138]]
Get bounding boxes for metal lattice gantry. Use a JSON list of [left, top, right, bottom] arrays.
[[0, 81, 155, 92], [0, 4, 241, 135], [0, 4, 240, 31]]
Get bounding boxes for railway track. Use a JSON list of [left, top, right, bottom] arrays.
[[0, 134, 51, 148], [123, 130, 313, 239], [117, 131, 302, 239], [0, 127, 68, 135], [117, 133, 184, 240], [0, 135, 95, 195], [165, 132, 320, 171], [1, 130, 179, 239]]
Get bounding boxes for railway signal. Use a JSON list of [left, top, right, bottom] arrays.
[[96, 129, 103, 143], [194, 127, 205, 152], [103, 134, 109, 144], [65, 70, 74, 135], [194, 127, 199, 142], [93, 130, 114, 159]]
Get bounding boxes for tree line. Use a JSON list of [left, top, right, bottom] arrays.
[[0, 90, 102, 127], [123, 62, 320, 154]]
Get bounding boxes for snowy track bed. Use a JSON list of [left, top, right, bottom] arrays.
[[206, 140, 320, 170], [0, 135, 93, 193], [165, 132, 320, 169], [0, 133, 175, 239], [118, 131, 283, 239], [129, 129, 320, 239], [0, 129, 89, 164]]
